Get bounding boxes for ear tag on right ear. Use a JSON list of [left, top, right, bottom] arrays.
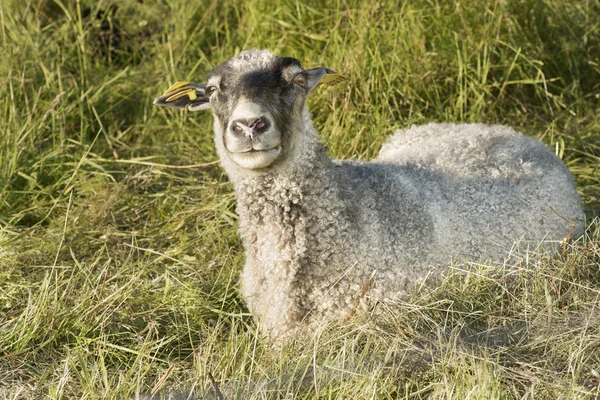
[[166, 89, 197, 102], [162, 81, 193, 96], [321, 73, 347, 86], [158, 81, 200, 103]]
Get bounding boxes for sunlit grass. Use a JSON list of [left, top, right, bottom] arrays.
[[1, 0, 599, 398]]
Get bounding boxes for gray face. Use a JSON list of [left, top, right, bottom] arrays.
[[153, 49, 334, 170], [207, 51, 306, 169]]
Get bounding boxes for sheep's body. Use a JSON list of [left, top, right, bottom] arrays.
[[235, 120, 584, 339], [154, 49, 584, 341]]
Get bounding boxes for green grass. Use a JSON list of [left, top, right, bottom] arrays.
[[1, 0, 599, 398]]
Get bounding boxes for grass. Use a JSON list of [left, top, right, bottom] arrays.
[[0, 0, 599, 398]]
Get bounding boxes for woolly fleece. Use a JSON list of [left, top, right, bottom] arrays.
[[160, 50, 585, 341], [230, 117, 584, 340]]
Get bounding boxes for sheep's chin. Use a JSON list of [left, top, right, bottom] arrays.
[[228, 147, 282, 170]]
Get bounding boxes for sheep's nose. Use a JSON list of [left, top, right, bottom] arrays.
[[231, 117, 270, 138]]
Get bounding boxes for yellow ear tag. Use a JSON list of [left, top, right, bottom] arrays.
[[162, 81, 193, 96], [321, 73, 347, 86], [166, 89, 197, 102]]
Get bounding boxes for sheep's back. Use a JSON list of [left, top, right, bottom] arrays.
[[372, 122, 584, 260], [378, 123, 558, 180]]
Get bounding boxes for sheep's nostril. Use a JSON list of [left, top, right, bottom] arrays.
[[253, 119, 270, 133], [231, 117, 270, 136], [232, 123, 244, 134]]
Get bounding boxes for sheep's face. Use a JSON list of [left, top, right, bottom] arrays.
[[154, 49, 335, 170]]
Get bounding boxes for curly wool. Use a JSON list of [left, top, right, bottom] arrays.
[[225, 115, 584, 340], [153, 49, 584, 342]]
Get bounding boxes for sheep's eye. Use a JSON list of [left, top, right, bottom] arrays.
[[293, 73, 306, 87], [206, 86, 216, 96]]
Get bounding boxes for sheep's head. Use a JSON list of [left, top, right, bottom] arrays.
[[154, 49, 337, 170]]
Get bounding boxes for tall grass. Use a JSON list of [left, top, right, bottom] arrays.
[[1, 0, 599, 398]]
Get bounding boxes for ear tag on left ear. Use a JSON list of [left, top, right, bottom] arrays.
[[321, 73, 347, 86]]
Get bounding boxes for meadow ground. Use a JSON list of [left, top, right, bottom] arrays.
[[1, 0, 599, 398]]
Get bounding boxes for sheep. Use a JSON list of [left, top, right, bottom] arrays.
[[154, 49, 585, 341]]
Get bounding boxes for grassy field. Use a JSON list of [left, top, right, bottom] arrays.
[[1, 0, 599, 398]]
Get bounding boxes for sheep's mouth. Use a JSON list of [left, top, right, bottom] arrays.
[[235, 146, 281, 154], [227, 146, 282, 169]]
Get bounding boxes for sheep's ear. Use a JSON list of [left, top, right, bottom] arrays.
[[153, 82, 212, 111], [299, 67, 346, 94]]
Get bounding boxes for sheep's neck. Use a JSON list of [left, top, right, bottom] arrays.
[[234, 123, 334, 235], [235, 140, 334, 266], [234, 138, 339, 321]]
